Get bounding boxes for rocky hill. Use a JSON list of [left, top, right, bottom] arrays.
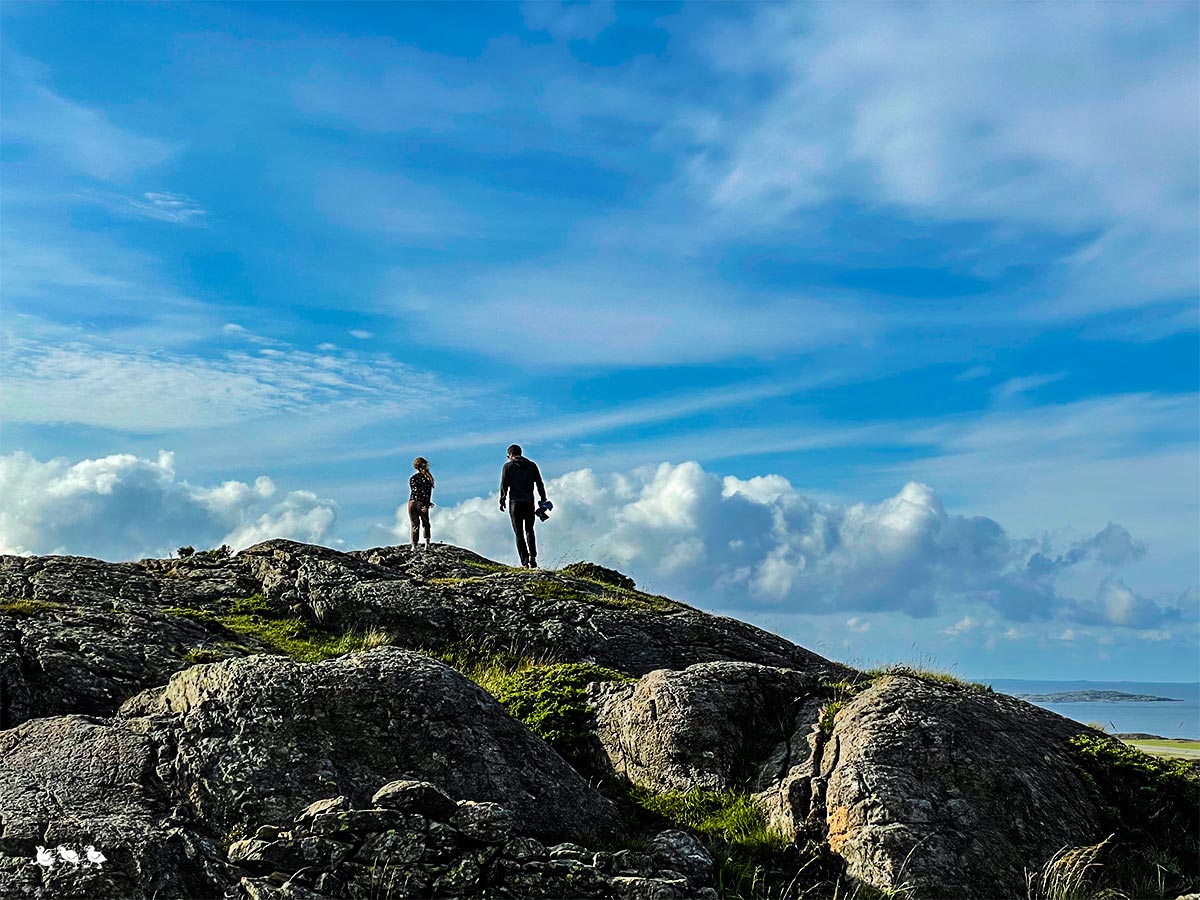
[[0, 540, 1195, 900]]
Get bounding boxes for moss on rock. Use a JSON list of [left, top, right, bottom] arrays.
[[0, 599, 65, 617]]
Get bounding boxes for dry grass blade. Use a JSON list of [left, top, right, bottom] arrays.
[[1027, 835, 1115, 900]]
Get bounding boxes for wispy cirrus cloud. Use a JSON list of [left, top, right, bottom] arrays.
[[686, 4, 1197, 317], [127, 191, 207, 224], [1, 53, 179, 181], [396, 263, 872, 367], [0, 330, 449, 432]]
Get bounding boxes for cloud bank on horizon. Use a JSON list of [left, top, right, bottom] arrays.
[[2, 449, 1191, 677], [0, 2, 1196, 679]]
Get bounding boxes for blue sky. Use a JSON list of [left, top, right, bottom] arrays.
[[2, 2, 1197, 681]]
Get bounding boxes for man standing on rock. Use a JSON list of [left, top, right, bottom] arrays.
[[499, 444, 549, 568]]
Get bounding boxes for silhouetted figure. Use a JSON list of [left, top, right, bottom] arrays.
[[409, 457, 435, 551], [499, 444, 548, 568]]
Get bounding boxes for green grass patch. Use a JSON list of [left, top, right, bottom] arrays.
[[1125, 739, 1200, 753], [1068, 734, 1199, 897], [630, 786, 787, 854], [628, 786, 813, 899], [430, 644, 633, 767], [181, 647, 230, 665], [217, 612, 368, 662], [165, 595, 389, 663], [528, 576, 681, 613], [819, 700, 844, 736], [0, 598, 65, 616]]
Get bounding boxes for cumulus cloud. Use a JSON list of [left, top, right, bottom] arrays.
[[0, 451, 337, 560], [428, 461, 1185, 630]]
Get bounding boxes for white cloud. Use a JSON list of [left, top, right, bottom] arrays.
[[0, 331, 447, 431], [428, 460, 1189, 628], [0, 451, 337, 559], [991, 373, 1065, 403], [348, 330, 374, 340], [691, 4, 1197, 317], [943, 616, 978, 637], [127, 191, 207, 224], [846, 616, 870, 633], [1, 55, 177, 181]]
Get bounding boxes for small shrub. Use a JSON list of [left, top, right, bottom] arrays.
[[560, 561, 636, 590], [819, 700, 844, 736], [177, 546, 195, 558], [492, 662, 632, 765]]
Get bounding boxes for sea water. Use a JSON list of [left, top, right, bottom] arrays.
[[986, 679, 1200, 739]]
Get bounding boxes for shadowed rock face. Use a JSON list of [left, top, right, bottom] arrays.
[[0, 540, 850, 729], [0, 649, 623, 898], [122, 648, 621, 843], [0, 715, 235, 898], [0, 555, 262, 727], [589, 662, 820, 793]]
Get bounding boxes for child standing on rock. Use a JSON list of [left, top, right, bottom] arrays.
[[409, 457, 435, 551]]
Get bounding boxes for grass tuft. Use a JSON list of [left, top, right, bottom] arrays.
[[864, 664, 992, 693], [164, 595, 393, 663], [1025, 835, 1116, 900], [0, 598, 65, 616]]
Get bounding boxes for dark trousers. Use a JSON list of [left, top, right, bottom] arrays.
[[508, 500, 536, 564], [408, 500, 430, 544]]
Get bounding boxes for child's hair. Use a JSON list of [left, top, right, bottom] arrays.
[[413, 457, 434, 486]]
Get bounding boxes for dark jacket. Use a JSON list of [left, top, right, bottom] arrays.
[[500, 456, 546, 505], [409, 472, 433, 506]]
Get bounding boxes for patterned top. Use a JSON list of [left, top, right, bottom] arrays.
[[409, 472, 433, 505]]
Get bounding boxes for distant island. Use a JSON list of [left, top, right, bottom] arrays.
[[1016, 690, 1181, 703]]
